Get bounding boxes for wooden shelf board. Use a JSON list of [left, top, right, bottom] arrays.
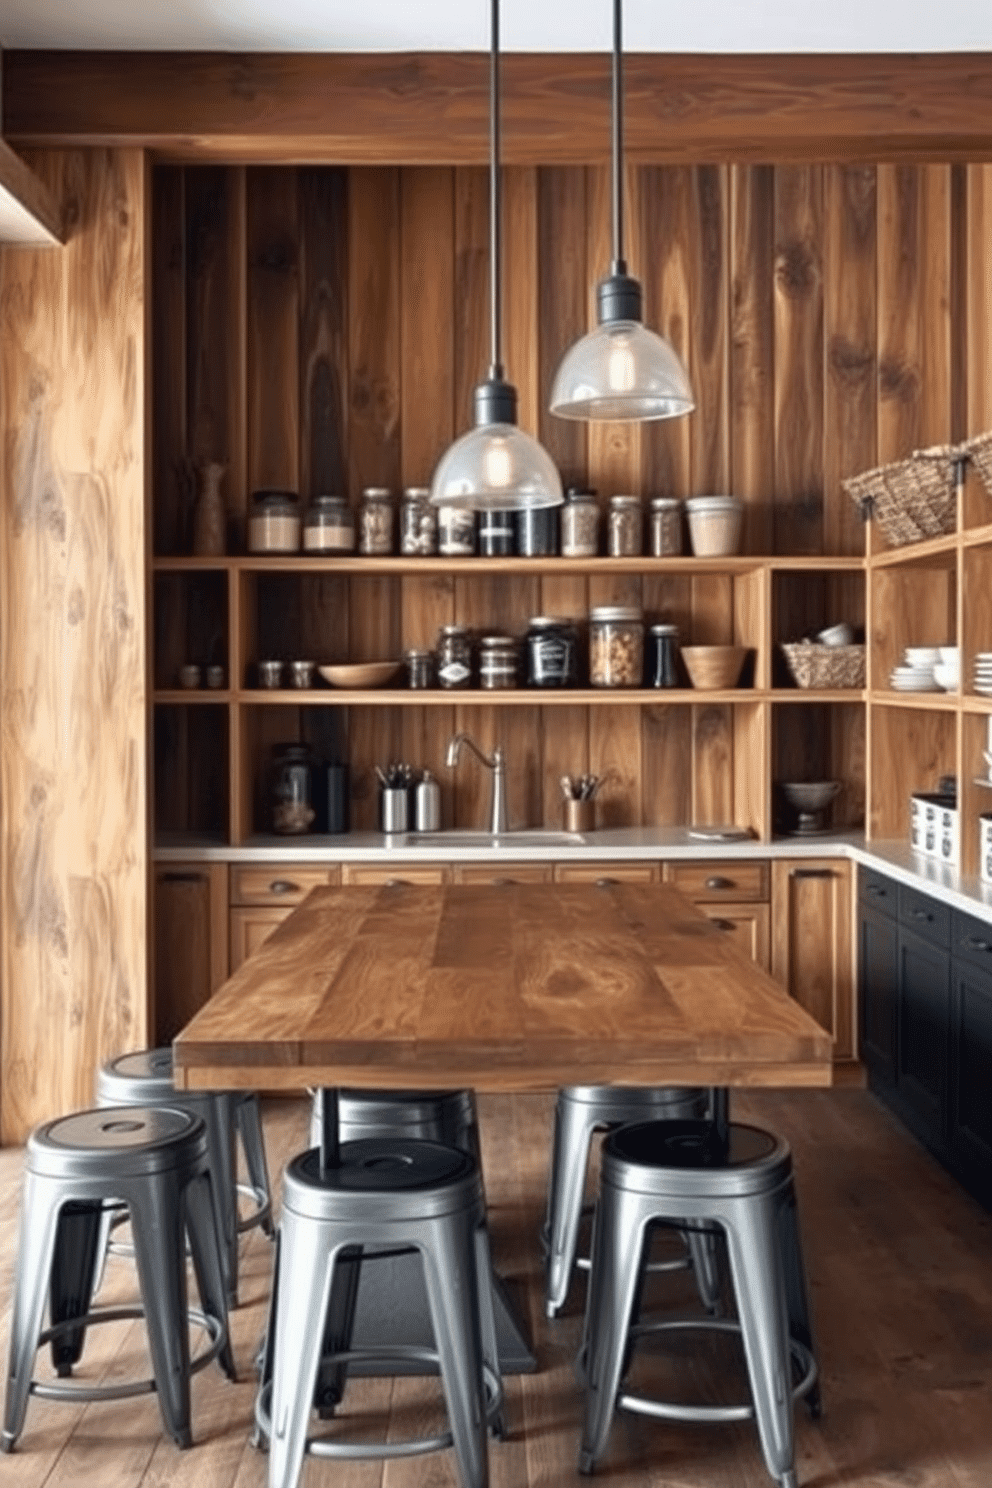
[[869, 532, 959, 568], [220, 687, 761, 707], [869, 691, 961, 711], [152, 553, 772, 577], [962, 695, 992, 714], [769, 690, 867, 703], [155, 690, 232, 703], [962, 521, 992, 549]]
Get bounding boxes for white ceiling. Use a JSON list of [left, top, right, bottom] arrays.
[[1, 0, 991, 54]]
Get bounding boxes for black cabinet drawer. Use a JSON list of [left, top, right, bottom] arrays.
[[859, 867, 898, 919], [899, 883, 951, 948], [951, 909, 992, 974]]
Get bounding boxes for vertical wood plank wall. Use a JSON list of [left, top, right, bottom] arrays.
[[0, 149, 149, 1143]]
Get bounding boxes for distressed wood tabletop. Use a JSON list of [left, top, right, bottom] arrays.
[[173, 882, 833, 1092]]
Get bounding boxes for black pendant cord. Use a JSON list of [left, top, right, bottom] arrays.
[[489, 0, 503, 384], [611, 0, 625, 277]]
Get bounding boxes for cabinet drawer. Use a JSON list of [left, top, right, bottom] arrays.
[[899, 884, 950, 949], [698, 902, 770, 970], [554, 862, 657, 884], [453, 863, 554, 885], [665, 861, 769, 902], [951, 909, 992, 974], [229, 906, 294, 972], [859, 866, 898, 919], [341, 864, 449, 886], [230, 864, 339, 906]]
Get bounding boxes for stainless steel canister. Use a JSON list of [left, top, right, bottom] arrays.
[[414, 772, 441, 831]]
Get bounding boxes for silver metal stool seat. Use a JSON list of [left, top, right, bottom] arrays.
[[543, 1085, 715, 1318], [97, 1047, 274, 1306], [579, 1119, 820, 1488], [309, 1087, 481, 1164], [1, 1105, 235, 1454], [256, 1137, 504, 1488]]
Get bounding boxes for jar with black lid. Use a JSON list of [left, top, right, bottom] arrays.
[[526, 617, 579, 688], [248, 490, 301, 553], [358, 487, 394, 556], [516, 506, 558, 557], [303, 495, 355, 554], [479, 634, 518, 689], [560, 489, 599, 558], [400, 487, 437, 556], [478, 510, 515, 557], [435, 624, 472, 689]]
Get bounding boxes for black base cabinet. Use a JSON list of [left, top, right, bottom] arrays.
[[858, 866, 992, 1211]]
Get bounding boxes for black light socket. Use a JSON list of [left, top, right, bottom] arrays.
[[597, 270, 643, 326], [474, 376, 518, 427]]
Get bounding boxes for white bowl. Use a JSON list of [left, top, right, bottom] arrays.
[[904, 646, 939, 666], [937, 646, 959, 664], [816, 622, 854, 647], [932, 662, 960, 691]]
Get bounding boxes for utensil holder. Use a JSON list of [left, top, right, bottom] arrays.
[[563, 798, 595, 834], [380, 786, 409, 835]]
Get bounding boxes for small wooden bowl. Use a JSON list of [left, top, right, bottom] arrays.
[[681, 645, 749, 690]]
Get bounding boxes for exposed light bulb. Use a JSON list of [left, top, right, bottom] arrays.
[[608, 336, 636, 394], [483, 435, 512, 489]]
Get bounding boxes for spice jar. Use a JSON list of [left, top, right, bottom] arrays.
[[303, 495, 355, 554], [560, 489, 600, 558], [248, 490, 301, 553], [404, 648, 435, 689], [400, 487, 437, 556], [648, 623, 680, 688], [526, 617, 579, 688], [479, 634, 519, 690], [516, 506, 558, 557], [437, 505, 476, 556], [649, 498, 683, 557], [435, 624, 472, 689], [358, 487, 394, 555], [589, 606, 644, 688], [269, 744, 316, 835], [478, 510, 515, 557], [608, 495, 643, 557]]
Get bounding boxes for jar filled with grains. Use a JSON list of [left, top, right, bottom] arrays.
[[437, 505, 476, 556], [358, 487, 394, 555], [589, 606, 644, 688], [608, 495, 643, 557], [435, 624, 473, 689], [400, 487, 437, 556], [649, 497, 683, 557], [560, 489, 600, 558], [248, 490, 301, 553], [303, 495, 355, 554]]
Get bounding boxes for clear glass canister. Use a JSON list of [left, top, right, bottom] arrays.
[[649, 497, 683, 557], [303, 495, 354, 553], [608, 495, 643, 557], [589, 606, 644, 687], [560, 489, 600, 558], [478, 634, 518, 689], [404, 648, 435, 689], [437, 505, 476, 556], [248, 490, 301, 553], [526, 617, 579, 687], [435, 624, 473, 689], [269, 743, 316, 834], [358, 487, 394, 555], [400, 487, 437, 556]]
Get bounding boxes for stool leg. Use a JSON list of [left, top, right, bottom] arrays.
[[545, 1097, 596, 1319], [236, 1095, 275, 1239], [472, 1217, 506, 1438], [685, 1224, 723, 1314], [128, 1174, 195, 1449], [776, 1184, 820, 1420], [49, 1199, 103, 1374], [185, 1168, 237, 1381], [314, 1245, 363, 1415], [723, 1198, 798, 1488], [1, 1173, 63, 1452], [579, 1184, 651, 1475], [267, 1211, 336, 1488], [420, 1210, 490, 1488], [251, 1229, 281, 1448], [201, 1099, 239, 1308]]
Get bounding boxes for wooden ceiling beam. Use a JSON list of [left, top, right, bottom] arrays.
[[4, 51, 992, 164]]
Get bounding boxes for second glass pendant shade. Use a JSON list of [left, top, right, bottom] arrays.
[[549, 316, 695, 422], [430, 419, 564, 511]]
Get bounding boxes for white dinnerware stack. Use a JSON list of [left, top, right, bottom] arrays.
[[973, 651, 992, 696], [932, 646, 960, 692], [889, 645, 941, 692]]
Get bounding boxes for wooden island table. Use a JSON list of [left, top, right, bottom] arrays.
[[173, 880, 833, 1371]]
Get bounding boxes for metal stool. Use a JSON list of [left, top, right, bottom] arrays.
[[97, 1047, 274, 1306], [543, 1085, 716, 1318], [579, 1119, 820, 1488], [309, 1087, 481, 1165], [1, 1106, 235, 1454], [255, 1137, 504, 1488]]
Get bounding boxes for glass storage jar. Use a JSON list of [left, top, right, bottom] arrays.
[[649, 497, 682, 557], [608, 495, 643, 557], [435, 624, 473, 689], [516, 506, 558, 557], [478, 510, 515, 557], [478, 635, 518, 690], [400, 487, 437, 556], [648, 623, 680, 687], [526, 617, 579, 688], [404, 648, 435, 690], [248, 490, 301, 553], [589, 606, 644, 687], [560, 489, 599, 558], [303, 495, 355, 553], [437, 505, 476, 556], [358, 487, 394, 555], [269, 743, 316, 835]]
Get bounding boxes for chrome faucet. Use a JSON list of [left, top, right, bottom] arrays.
[[445, 733, 508, 835]]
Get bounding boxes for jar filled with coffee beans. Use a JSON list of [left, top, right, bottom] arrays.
[[589, 605, 644, 688]]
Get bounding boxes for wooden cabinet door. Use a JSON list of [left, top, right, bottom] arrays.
[[698, 902, 770, 970], [229, 906, 295, 973], [771, 859, 854, 1061], [859, 904, 900, 1087], [154, 863, 228, 1044]]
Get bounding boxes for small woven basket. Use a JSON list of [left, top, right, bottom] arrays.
[[843, 444, 959, 547], [781, 642, 866, 690], [963, 430, 992, 500]]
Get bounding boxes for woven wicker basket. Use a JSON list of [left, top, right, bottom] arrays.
[[781, 642, 866, 690], [963, 430, 992, 500], [843, 443, 959, 547]]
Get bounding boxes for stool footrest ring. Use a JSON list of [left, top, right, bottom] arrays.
[[617, 1316, 817, 1426], [32, 1304, 227, 1405], [236, 1181, 272, 1235]]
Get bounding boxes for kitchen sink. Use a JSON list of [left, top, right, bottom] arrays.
[[399, 830, 585, 849]]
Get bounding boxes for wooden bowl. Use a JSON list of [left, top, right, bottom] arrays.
[[318, 661, 401, 689], [681, 645, 749, 691]]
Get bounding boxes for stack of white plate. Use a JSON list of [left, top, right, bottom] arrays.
[[974, 652, 992, 696], [889, 646, 941, 692]]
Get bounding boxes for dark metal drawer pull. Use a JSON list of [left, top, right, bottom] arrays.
[[704, 876, 734, 890], [962, 936, 992, 954], [712, 919, 736, 932], [269, 879, 300, 895], [907, 909, 933, 922], [595, 878, 619, 888], [865, 885, 888, 896]]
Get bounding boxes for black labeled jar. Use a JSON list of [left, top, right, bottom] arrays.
[[479, 634, 518, 689], [648, 623, 680, 688], [436, 624, 473, 689], [526, 617, 579, 688], [478, 510, 515, 557]]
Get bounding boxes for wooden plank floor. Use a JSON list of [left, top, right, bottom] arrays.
[[0, 1088, 990, 1486]]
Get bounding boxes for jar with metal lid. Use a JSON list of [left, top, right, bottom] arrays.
[[435, 624, 472, 689], [248, 490, 301, 554], [437, 505, 476, 557], [560, 489, 600, 558], [608, 495, 643, 557], [404, 648, 435, 689], [526, 617, 579, 688], [516, 506, 558, 557], [649, 497, 682, 557], [268, 743, 316, 834], [400, 487, 437, 556], [478, 634, 518, 690], [358, 487, 394, 556], [648, 623, 680, 688], [589, 605, 644, 687], [303, 495, 355, 554], [478, 510, 515, 557]]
